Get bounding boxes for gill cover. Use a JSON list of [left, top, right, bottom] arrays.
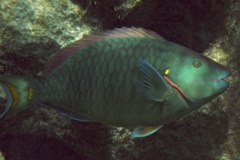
[[163, 47, 230, 107]]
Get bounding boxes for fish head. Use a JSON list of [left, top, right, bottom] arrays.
[[163, 47, 231, 107]]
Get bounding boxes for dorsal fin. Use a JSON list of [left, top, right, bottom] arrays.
[[45, 27, 165, 73]]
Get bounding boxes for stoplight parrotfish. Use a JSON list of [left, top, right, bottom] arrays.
[[0, 27, 230, 138]]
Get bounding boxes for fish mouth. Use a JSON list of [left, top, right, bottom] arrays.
[[214, 70, 231, 91]]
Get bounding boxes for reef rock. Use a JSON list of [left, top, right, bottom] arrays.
[[0, 0, 239, 160]]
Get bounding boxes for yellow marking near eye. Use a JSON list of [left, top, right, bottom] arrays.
[[28, 87, 34, 100], [5, 83, 19, 109], [165, 69, 170, 75]]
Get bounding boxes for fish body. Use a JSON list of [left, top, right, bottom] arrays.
[[0, 28, 230, 137]]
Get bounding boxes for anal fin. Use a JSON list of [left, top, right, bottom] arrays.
[[131, 125, 163, 138]]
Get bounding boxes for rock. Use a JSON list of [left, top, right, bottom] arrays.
[[0, 0, 239, 160]]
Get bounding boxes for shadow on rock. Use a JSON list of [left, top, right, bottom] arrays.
[[0, 107, 111, 160], [0, 36, 60, 75], [71, 0, 230, 52], [114, 111, 228, 160], [0, 134, 87, 160], [120, 0, 230, 52]]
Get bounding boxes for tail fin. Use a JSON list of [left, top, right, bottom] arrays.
[[0, 75, 32, 119]]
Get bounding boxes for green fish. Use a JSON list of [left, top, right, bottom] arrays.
[[0, 27, 230, 138]]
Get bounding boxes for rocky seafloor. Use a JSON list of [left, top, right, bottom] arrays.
[[0, 0, 239, 160]]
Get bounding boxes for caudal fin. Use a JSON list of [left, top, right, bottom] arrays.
[[0, 75, 33, 119]]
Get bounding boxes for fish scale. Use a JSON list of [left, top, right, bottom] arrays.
[[0, 27, 230, 137], [38, 35, 226, 125], [34, 37, 160, 125]]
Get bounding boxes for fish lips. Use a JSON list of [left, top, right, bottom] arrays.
[[215, 70, 231, 92], [185, 70, 231, 104]]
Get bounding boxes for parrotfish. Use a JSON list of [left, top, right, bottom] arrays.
[[0, 27, 230, 138]]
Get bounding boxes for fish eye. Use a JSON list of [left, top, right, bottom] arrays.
[[192, 58, 202, 68]]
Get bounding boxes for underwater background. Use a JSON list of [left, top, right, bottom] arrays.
[[0, 0, 239, 159]]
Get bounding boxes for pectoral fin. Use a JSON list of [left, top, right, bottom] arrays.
[[131, 125, 163, 138], [139, 59, 173, 102]]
